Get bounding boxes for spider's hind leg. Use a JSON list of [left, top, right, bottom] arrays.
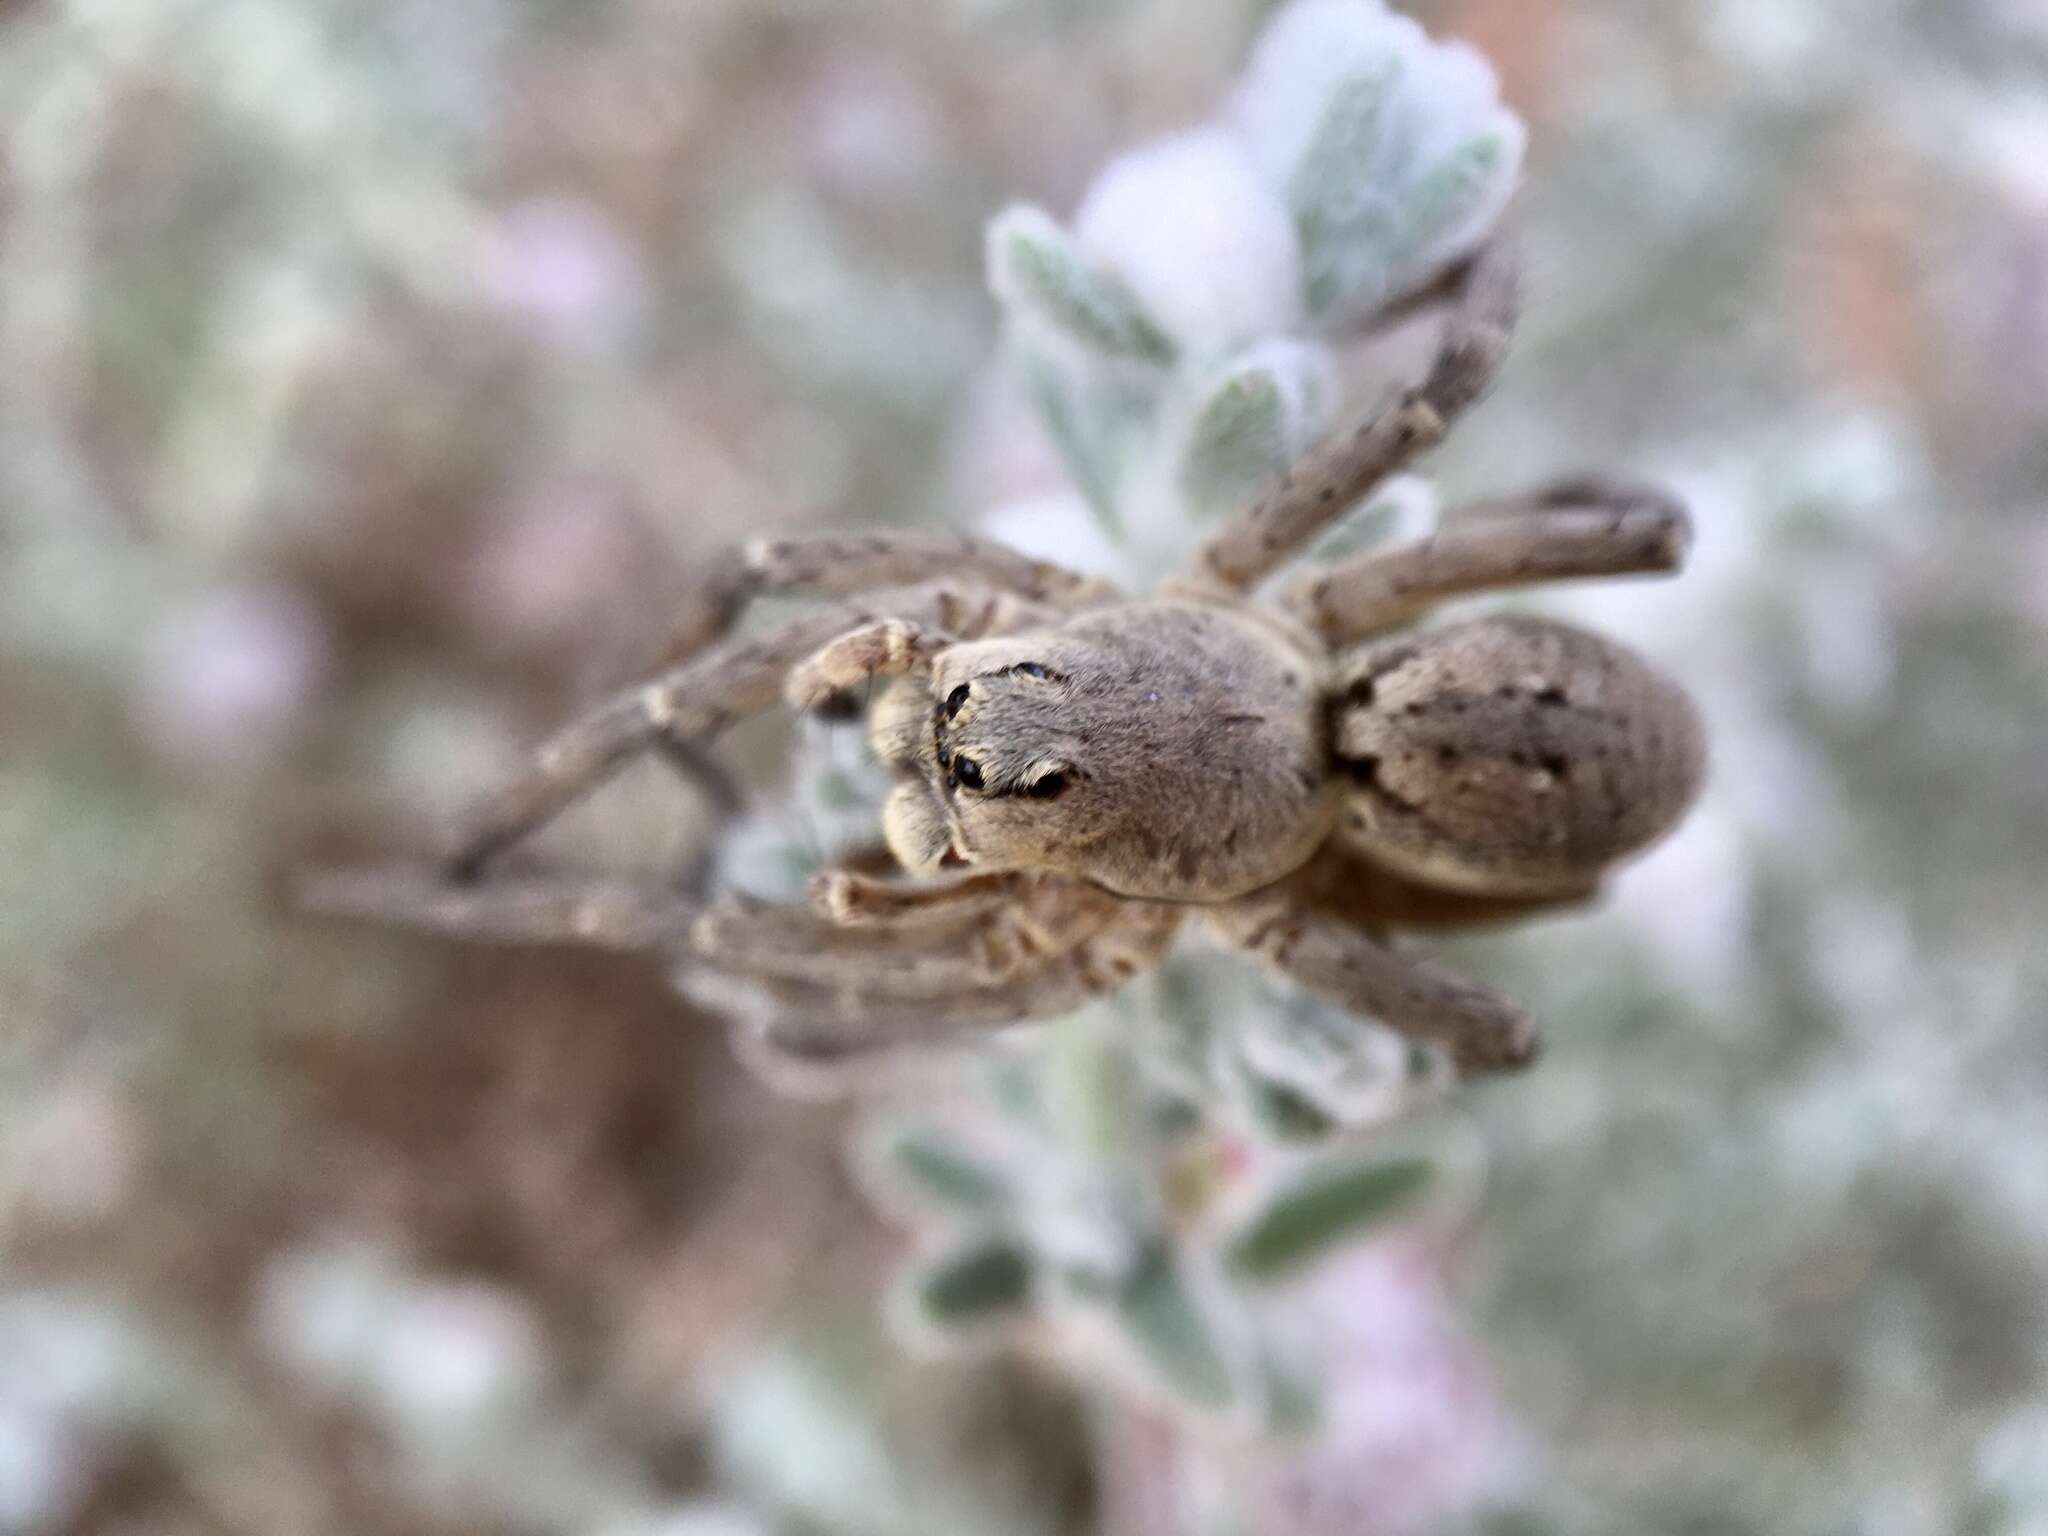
[[1203, 892, 1537, 1073]]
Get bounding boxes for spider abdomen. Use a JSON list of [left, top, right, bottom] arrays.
[[1330, 614, 1705, 896]]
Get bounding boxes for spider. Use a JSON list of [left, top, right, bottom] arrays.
[[303, 245, 1705, 1089]]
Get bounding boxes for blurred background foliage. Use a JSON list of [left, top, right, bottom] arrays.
[[3, 1, 2047, 1533]]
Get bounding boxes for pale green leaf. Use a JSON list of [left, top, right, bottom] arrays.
[[1228, 1156, 1434, 1280], [913, 1240, 1034, 1326], [990, 207, 1177, 366], [1389, 132, 1507, 273], [1114, 1250, 1235, 1409], [1018, 344, 1125, 538], [879, 1129, 1015, 1216], [1181, 367, 1288, 514]]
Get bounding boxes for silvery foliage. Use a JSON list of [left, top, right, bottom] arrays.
[[853, 992, 1459, 1435], [714, 0, 1522, 1430], [985, 0, 1520, 575]]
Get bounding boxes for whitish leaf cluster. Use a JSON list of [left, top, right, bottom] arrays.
[[856, 1003, 1454, 1434], [984, 0, 1521, 574]]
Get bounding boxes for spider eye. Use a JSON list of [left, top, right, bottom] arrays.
[[1016, 662, 1049, 679], [944, 684, 971, 719], [1025, 770, 1067, 800], [952, 755, 984, 791]]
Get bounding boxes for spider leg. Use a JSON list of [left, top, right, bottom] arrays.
[[1286, 477, 1692, 644], [1203, 893, 1538, 1073], [806, 866, 1029, 927], [1180, 241, 1519, 595], [294, 861, 1087, 983], [618, 534, 1108, 817], [690, 903, 1184, 1097], [296, 864, 702, 952], [301, 850, 1181, 1099], [642, 533, 1120, 674], [443, 581, 1045, 878], [695, 874, 1121, 989], [651, 737, 746, 819], [739, 532, 1120, 611], [784, 618, 953, 711]]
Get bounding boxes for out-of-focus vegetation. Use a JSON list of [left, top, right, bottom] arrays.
[[3, 2, 2046, 1534]]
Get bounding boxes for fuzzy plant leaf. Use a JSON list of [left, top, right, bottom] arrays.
[[1018, 343, 1126, 537], [911, 1239, 1035, 1328], [1238, 1, 1524, 323], [1243, 1077, 1341, 1144], [1178, 342, 1334, 517], [1226, 972, 1441, 1137], [1292, 65, 1406, 317], [989, 206, 1178, 367], [1388, 130, 1510, 275], [1047, 1006, 1148, 1165], [1113, 1248, 1236, 1410], [1228, 1155, 1434, 1281], [1291, 63, 1402, 226], [1180, 368, 1290, 524], [1300, 119, 1517, 320], [1184, 366, 1285, 499], [1254, 1345, 1325, 1437], [873, 1127, 1016, 1218]]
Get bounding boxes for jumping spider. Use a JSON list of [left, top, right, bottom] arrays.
[[305, 246, 1705, 1087]]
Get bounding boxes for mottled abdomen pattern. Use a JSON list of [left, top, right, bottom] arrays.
[[1330, 614, 1706, 896]]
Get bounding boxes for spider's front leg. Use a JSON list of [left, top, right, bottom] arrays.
[[302, 582, 1060, 948], [641, 532, 1119, 676], [699, 901, 1186, 1098], [443, 583, 1052, 879], [1203, 893, 1538, 1073], [295, 865, 704, 952], [441, 600, 895, 880], [1181, 241, 1519, 595], [694, 871, 1122, 990]]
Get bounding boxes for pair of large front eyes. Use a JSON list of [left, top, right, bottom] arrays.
[[941, 682, 1067, 800], [950, 758, 1067, 799]]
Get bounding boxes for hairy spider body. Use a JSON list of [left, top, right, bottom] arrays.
[[302, 246, 1709, 1091], [861, 598, 1702, 912], [870, 600, 1335, 901]]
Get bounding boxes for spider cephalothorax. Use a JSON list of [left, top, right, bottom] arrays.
[[303, 247, 1706, 1087], [868, 602, 1335, 900]]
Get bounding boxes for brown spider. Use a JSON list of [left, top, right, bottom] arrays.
[[303, 246, 1705, 1087]]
